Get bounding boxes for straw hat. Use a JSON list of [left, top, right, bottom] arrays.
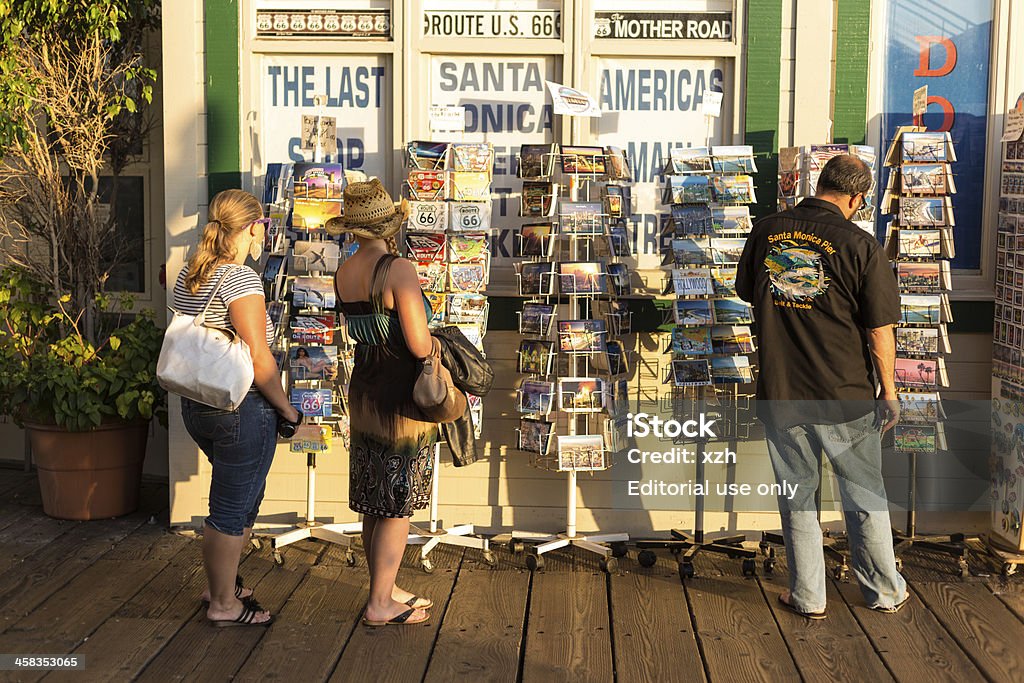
[[325, 178, 408, 239]]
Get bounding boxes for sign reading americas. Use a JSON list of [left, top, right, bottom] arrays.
[[594, 11, 733, 40]]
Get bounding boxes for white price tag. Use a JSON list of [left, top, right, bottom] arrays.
[[429, 104, 466, 134]]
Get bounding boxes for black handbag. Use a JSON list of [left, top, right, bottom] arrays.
[[432, 326, 494, 397]]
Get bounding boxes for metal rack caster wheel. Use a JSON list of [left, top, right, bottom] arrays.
[[421, 558, 434, 574], [483, 550, 498, 568], [637, 550, 657, 568], [742, 558, 757, 577], [250, 538, 262, 550], [345, 550, 357, 567], [273, 550, 283, 566], [1003, 562, 1017, 577], [958, 558, 969, 579], [525, 552, 545, 572], [764, 558, 776, 575], [511, 541, 525, 554], [679, 562, 695, 580], [832, 565, 848, 581], [610, 541, 628, 558], [895, 557, 903, 571], [600, 557, 619, 574]]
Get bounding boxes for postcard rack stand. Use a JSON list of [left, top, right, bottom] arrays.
[[881, 127, 969, 575], [402, 139, 496, 570], [511, 150, 634, 573]]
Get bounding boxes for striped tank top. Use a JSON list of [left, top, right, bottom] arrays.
[[172, 264, 274, 346]]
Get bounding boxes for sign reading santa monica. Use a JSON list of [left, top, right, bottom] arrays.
[[594, 11, 733, 40]]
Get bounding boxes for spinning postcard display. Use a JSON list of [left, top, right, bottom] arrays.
[[661, 146, 758, 410], [881, 128, 956, 454], [512, 143, 635, 472]]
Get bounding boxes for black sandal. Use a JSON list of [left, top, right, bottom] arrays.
[[778, 594, 827, 620], [405, 595, 433, 609], [201, 575, 251, 604], [362, 607, 430, 627], [209, 597, 274, 628]]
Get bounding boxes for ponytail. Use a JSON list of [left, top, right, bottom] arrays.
[[184, 189, 263, 293], [385, 234, 399, 256]]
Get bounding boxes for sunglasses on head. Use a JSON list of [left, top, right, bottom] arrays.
[[251, 218, 272, 227]]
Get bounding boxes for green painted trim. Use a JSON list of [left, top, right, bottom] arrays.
[[833, 0, 871, 145], [204, 0, 242, 199], [744, 0, 783, 218]]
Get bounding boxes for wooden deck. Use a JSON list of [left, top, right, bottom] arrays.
[[0, 465, 1023, 683]]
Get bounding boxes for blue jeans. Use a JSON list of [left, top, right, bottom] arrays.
[[182, 391, 278, 536], [764, 411, 907, 612]]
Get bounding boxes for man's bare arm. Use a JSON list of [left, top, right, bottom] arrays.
[[867, 324, 899, 432]]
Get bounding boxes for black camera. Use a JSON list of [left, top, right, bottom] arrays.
[[277, 409, 304, 438]]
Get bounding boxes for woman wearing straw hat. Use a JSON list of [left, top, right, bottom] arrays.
[[328, 179, 435, 627]]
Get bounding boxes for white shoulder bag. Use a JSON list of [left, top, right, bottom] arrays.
[[157, 266, 255, 410]]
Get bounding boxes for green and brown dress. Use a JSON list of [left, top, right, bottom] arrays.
[[337, 254, 438, 518]]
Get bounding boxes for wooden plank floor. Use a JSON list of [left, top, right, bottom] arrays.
[[0, 466, 1022, 682]]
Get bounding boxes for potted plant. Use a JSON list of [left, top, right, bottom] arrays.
[[0, 1, 163, 519]]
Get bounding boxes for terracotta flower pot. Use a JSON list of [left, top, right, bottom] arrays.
[[27, 421, 149, 520]]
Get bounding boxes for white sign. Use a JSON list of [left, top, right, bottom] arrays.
[[546, 81, 602, 118], [594, 57, 728, 280], [423, 10, 560, 38], [1002, 92, 1024, 143], [701, 90, 723, 117], [913, 85, 928, 117], [259, 55, 389, 175], [429, 104, 466, 134], [300, 114, 338, 154]]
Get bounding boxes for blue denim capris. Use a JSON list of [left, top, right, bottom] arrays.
[[181, 390, 278, 536]]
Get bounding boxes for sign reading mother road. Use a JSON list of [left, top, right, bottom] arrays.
[[594, 11, 733, 40]]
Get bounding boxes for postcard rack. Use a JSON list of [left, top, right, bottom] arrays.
[[510, 145, 635, 573], [257, 161, 363, 566], [401, 140, 495, 571]]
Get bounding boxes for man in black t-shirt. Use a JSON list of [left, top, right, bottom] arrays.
[[737, 154, 908, 619]]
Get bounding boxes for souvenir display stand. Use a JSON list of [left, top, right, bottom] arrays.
[[403, 140, 497, 571], [880, 127, 968, 575], [510, 144, 634, 573], [633, 146, 760, 578], [987, 119, 1024, 574], [259, 153, 362, 567]]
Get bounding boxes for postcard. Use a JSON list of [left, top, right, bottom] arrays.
[[898, 391, 942, 423], [896, 261, 943, 291], [607, 263, 630, 296], [897, 229, 941, 258], [519, 223, 554, 257], [290, 314, 335, 345], [290, 388, 333, 418], [894, 424, 936, 452], [454, 321, 485, 351], [711, 175, 756, 203], [292, 198, 342, 230], [518, 417, 555, 453], [415, 261, 448, 292], [671, 238, 712, 265], [606, 340, 629, 376], [670, 326, 713, 355], [425, 291, 446, 325], [895, 357, 939, 389], [671, 204, 712, 235], [448, 233, 489, 264], [289, 423, 333, 454], [711, 145, 758, 174], [519, 262, 555, 296], [711, 325, 755, 354], [407, 169, 448, 200], [449, 263, 486, 292], [672, 267, 714, 297], [711, 238, 747, 265], [605, 146, 632, 181], [898, 197, 950, 227], [518, 379, 554, 415], [289, 345, 337, 381], [896, 327, 939, 356], [711, 355, 753, 383], [291, 240, 340, 274], [559, 202, 604, 235], [262, 254, 286, 292], [406, 140, 449, 170], [668, 146, 713, 174], [901, 164, 947, 195], [292, 163, 345, 200], [446, 203, 491, 234], [778, 170, 800, 198], [901, 132, 948, 163], [667, 175, 711, 204], [671, 359, 712, 387], [713, 298, 753, 324], [603, 186, 624, 217], [608, 223, 631, 256], [450, 142, 494, 174], [557, 319, 608, 353], [674, 299, 713, 326], [520, 303, 556, 337], [521, 181, 558, 217], [559, 377, 605, 413], [559, 262, 606, 295], [293, 276, 336, 309], [561, 145, 606, 175], [518, 339, 555, 376], [408, 201, 449, 233], [518, 143, 557, 179], [900, 294, 941, 325], [450, 171, 491, 202], [446, 293, 487, 324], [406, 232, 446, 262], [711, 268, 738, 296], [557, 434, 606, 471], [711, 206, 753, 234]]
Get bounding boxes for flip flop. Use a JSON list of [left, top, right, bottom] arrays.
[[201, 575, 252, 604], [405, 595, 433, 610], [362, 608, 430, 628], [870, 594, 911, 614], [778, 594, 827, 620], [209, 598, 274, 628]]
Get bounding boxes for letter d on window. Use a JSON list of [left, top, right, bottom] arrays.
[[914, 36, 957, 77]]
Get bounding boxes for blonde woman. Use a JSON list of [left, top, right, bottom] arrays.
[[173, 189, 300, 627]]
